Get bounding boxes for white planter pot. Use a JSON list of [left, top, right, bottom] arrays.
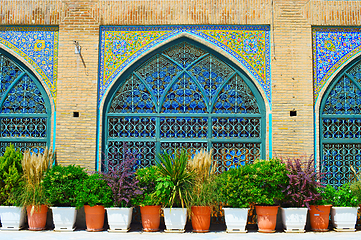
[[0, 206, 23, 230], [223, 208, 249, 233], [331, 207, 358, 231], [51, 207, 77, 231], [106, 207, 133, 232], [281, 207, 307, 233], [163, 208, 187, 232]]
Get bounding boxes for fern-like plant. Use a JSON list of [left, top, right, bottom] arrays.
[[0, 144, 23, 206]]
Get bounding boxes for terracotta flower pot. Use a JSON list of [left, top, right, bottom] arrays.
[[84, 205, 105, 232], [26, 205, 48, 231], [140, 205, 161, 232], [309, 205, 331, 232], [191, 206, 211, 233], [255, 205, 279, 233]]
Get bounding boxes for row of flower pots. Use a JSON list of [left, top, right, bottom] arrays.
[[1, 205, 359, 232], [1, 146, 361, 234]]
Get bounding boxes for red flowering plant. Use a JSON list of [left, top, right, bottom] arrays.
[[101, 144, 143, 208], [281, 156, 324, 209]]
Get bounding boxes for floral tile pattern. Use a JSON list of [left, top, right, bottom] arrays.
[[99, 25, 271, 106], [313, 27, 361, 103], [0, 26, 58, 105]]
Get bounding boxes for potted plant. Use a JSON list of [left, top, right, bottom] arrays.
[[309, 185, 333, 232], [326, 183, 359, 231], [155, 149, 195, 232], [101, 149, 142, 232], [216, 166, 252, 233], [17, 148, 53, 231], [134, 166, 163, 232], [75, 173, 113, 232], [0, 144, 24, 230], [248, 158, 288, 233], [42, 164, 88, 231], [187, 149, 218, 233], [280, 156, 323, 233]]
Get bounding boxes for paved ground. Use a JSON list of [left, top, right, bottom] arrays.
[[1, 230, 361, 240]]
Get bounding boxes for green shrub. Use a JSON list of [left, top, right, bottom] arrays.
[[247, 159, 288, 206], [0, 144, 23, 206], [133, 166, 164, 206], [317, 184, 358, 207], [216, 167, 252, 208], [75, 173, 113, 208], [350, 181, 361, 205], [42, 165, 88, 207]]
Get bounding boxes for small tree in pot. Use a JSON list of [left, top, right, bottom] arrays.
[[18, 148, 54, 231], [280, 156, 323, 233], [322, 184, 359, 231], [155, 149, 195, 232], [42, 165, 88, 231], [133, 166, 164, 232], [101, 149, 143, 232], [216, 166, 252, 233], [75, 173, 113, 232], [247, 159, 288, 233], [187, 149, 219, 233]]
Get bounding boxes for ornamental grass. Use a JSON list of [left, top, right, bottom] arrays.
[[20, 148, 54, 213]]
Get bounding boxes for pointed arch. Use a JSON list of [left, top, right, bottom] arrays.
[[0, 48, 52, 153], [102, 38, 266, 172], [319, 55, 361, 187]]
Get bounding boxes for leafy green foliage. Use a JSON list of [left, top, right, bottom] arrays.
[[350, 165, 361, 205], [247, 159, 288, 206], [317, 184, 358, 207], [216, 167, 252, 208], [155, 149, 195, 208], [75, 173, 113, 208], [350, 181, 361, 205], [0, 144, 23, 206], [133, 166, 164, 206], [42, 165, 88, 207]]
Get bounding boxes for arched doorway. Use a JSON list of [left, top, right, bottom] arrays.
[[320, 57, 361, 187], [102, 39, 266, 173], [0, 49, 52, 154]]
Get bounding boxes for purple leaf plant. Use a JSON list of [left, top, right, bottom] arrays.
[[281, 155, 324, 209], [101, 143, 143, 207]]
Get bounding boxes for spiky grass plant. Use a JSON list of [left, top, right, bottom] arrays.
[[187, 149, 219, 207], [19, 148, 54, 213], [155, 149, 195, 208], [187, 148, 215, 183]]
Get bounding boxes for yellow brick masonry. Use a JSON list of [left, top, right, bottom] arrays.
[[1, 0, 361, 169]]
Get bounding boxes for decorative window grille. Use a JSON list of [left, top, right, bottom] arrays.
[[0, 51, 51, 154], [103, 41, 265, 173], [320, 60, 361, 187]]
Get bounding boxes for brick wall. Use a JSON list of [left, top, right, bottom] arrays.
[[0, 0, 360, 169]]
